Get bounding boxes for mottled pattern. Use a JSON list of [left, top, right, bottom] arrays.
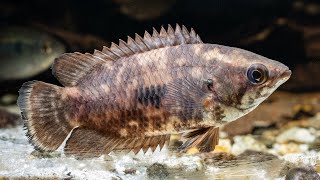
[[62, 43, 290, 138], [18, 24, 291, 154]]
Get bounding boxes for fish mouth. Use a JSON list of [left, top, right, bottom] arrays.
[[279, 69, 292, 81], [268, 68, 292, 88]]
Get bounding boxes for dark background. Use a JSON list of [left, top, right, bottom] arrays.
[[1, 0, 320, 97]]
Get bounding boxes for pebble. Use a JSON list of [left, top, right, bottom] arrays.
[[273, 143, 308, 155], [276, 127, 316, 144], [231, 135, 267, 155], [30, 150, 61, 159], [285, 167, 320, 180], [213, 139, 232, 154], [236, 150, 279, 162], [123, 168, 136, 175], [186, 147, 199, 155], [146, 163, 169, 180]]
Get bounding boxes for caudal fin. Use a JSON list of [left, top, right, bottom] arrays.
[[17, 81, 73, 151]]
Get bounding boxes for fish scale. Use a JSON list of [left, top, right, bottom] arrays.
[[17, 24, 291, 156]]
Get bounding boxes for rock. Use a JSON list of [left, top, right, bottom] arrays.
[[273, 143, 308, 155], [123, 168, 136, 175], [146, 163, 169, 180], [112, 176, 122, 180], [202, 152, 235, 165], [186, 147, 199, 155], [308, 137, 320, 151], [30, 150, 61, 158], [207, 150, 286, 179], [285, 167, 320, 180], [236, 150, 278, 162], [257, 136, 275, 149], [231, 135, 267, 155], [276, 127, 316, 144], [213, 139, 232, 154], [168, 134, 183, 151], [282, 151, 318, 167]]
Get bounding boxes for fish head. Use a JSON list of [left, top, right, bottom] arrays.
[[201, 46, 291, 124], [234, 50, 291, 111]]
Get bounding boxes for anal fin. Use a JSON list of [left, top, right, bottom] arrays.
[[64, 128, 107, 158], [180, 127, 219, 152], [64, 128, 170, 157]]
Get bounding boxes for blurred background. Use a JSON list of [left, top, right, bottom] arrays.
[[1, 0, 320, 137]]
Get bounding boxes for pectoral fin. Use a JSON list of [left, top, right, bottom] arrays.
[[180, 127, 219, 152]]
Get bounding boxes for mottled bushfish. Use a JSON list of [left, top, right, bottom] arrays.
[[18, 24, 291, 156]]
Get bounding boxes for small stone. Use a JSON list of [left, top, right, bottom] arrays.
[[202, 152, 235, 165], [168, 138, 183, 150], [213, 139, 232, 153], [236, 150, 278, 162], [30, 150, 61, 158], [308, 137, 320, 151], [112, 176, 123, 180], [63, 171, 73, 180], [170, 134, 181, 140], [316, 164, 320, 173], [186, 147, 199, 155], [146, 163, 169, 180], [273, 143, 306, 155], [258, 137, 275, 149], [231, 135, 267, 155], [276, 127, 315, 144], [285, 167, 320, 180], [124, 168, 136, 175]]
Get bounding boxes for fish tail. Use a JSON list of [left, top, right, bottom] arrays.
[[17, 81, 74, 152]]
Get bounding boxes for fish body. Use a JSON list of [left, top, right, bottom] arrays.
[[0, 26, 66, 80], [18, 24, 291, 156]]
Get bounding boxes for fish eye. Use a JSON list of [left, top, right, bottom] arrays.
[[205, 79, 213, 90], [247, 64, 268, 85]]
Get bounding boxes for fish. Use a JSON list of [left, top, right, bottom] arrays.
[[0, 107, 21, 128], [0, 26, 66, 80], [17, 24, 291, 156]]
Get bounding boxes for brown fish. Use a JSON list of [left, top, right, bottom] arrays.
[[17, 24, 291, 156]]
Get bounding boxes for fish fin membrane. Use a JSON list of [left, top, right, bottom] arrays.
[[180, 127, 219, 152], [52, 52, 110, 86], [52, 24, 203, 87], [64, 127, 170, 157], [17, 81, 73, 151]]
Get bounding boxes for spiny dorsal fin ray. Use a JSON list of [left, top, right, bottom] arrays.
[[53, 24, 203, 87]]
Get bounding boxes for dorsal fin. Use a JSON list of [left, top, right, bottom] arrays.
[[52, 24, 203, 87]]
